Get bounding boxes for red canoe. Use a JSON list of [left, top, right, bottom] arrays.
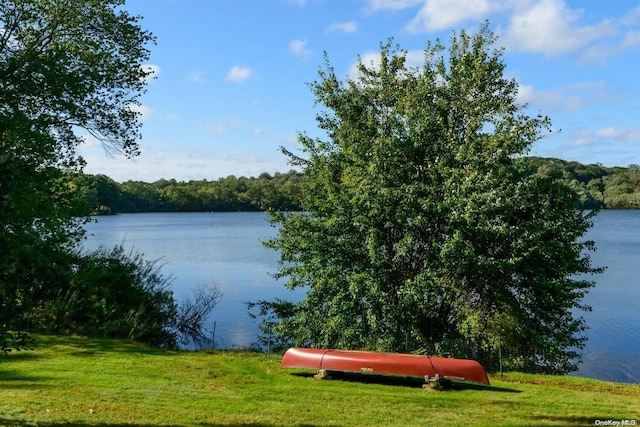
[[280, 347, 490, 386]]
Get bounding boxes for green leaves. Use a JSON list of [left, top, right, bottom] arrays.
[[266, 23, 600, 373], [1, 1, 153, 339], [1, 0, 154, 156]]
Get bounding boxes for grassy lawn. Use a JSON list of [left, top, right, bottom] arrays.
[[1, 336, 638, 426]]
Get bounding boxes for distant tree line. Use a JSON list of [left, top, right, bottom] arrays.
[[74, 159, 639, 215], [523, 157, 640, 210], [73, 170, 305, 215]]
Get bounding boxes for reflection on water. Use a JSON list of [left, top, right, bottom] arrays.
[[81, 212, 301, 349], [82, 211, 640, 383]]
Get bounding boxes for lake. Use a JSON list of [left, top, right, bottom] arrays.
[[81, 210, 640, 383]]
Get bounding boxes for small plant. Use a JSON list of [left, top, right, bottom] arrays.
[[0, 330, 34, 355]]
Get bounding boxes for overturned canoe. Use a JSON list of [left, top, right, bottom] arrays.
[[280, 347, 490, 385]]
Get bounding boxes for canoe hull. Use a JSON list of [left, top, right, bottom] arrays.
[[280, 347, 490, 385]]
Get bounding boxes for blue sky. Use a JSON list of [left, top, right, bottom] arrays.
[[79, 0, 640, 182]]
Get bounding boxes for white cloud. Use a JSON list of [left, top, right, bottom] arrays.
[[622, 29, 640, 47], [404, 49, 425, 68], [81, 145, 288, 182], [284, 134, 299, 146], [516, 81, 621, 112], [78, 131, 290, 182], [128, 104, 154, 121], [346, 49, 423, 81], [205, 119, 239, 134], [570, 131, 592, 148], [619, 4, 640, 26], [575, 5, 640, 62], [368, 0, 637, 62], [502, 0, 616, 56], [572, 127, 640, 147], [406, 0, 500, 33], [580, 29, 640, 63], [226, 66, 253, 83], [327, 21, 358, 33], [515, 84, 535, 107], [368, 0, 635, 60], [190, 72, 206, 83], [346, 52, 379, 81], [596, 127, 640, 143], [289, 39, 312, 57], [141, 64, 160, 82]]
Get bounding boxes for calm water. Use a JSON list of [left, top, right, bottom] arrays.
[[81, 210, 640, 383], [81, 212, 300, 349], [577, 210, 640, 383]]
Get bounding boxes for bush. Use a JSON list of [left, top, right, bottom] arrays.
[[31, 245, 179, 347]]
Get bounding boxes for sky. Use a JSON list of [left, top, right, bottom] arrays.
[[79, 0, 640, 182]]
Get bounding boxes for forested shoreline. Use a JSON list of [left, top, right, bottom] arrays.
[[76, 157, 640, 214], [75, 169, 305, 214]]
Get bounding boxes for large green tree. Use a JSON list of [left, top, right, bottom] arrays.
[[265, 24, 600, 373], [1, 0, 153, 330]]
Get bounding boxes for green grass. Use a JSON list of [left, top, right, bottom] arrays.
[[1, 336, 638, 426]]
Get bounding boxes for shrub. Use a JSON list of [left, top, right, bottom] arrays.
[[31, 245, 179, 347]]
